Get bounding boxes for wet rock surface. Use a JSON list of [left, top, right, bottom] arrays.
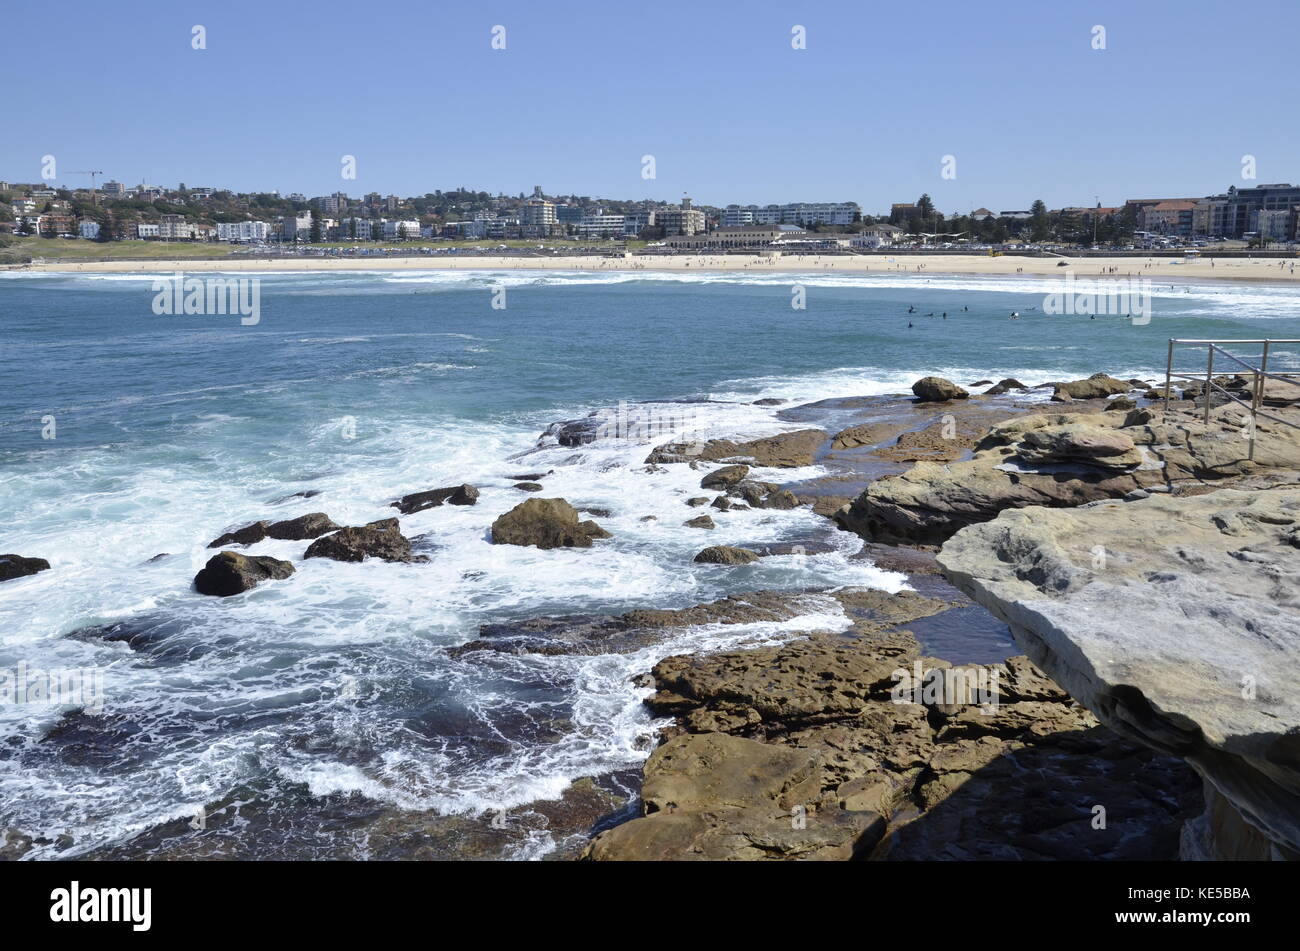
[[490, 498, 611, 549], [649, 429, 828, 467], [449, 590, 831, 658], [582, 588, 1199, 860], [693, 545, 761, 565]]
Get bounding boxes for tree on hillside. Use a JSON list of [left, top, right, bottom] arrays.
[[917, 194, 935, 219], [309, 209, 323, 244], [1030, 200, 1049, 241], [98, 212, 116, 242]]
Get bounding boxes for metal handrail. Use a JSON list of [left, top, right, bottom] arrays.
[[1164, 338, 1300, 461]]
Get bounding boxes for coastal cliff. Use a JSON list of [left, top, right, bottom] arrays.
[[938, 487, 1300, 860]]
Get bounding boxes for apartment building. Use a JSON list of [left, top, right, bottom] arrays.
[[1139, 200, 1197, 237], [520, 199, 557, 237], [216, 220, 270, 242], [444, 220, 488, 239], [654, 197, 706, 236], [574, 214, 626, 238], [622, 211, 656, 236], [382, 219, 421, 239], [722, 202, 860, 227], [1192, 184, 1300, 238]]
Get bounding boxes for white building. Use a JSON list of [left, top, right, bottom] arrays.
[[723, 202, 859, 227], [849, 223, 903, 248], [333, 217, 374, 239], [574, 214, 626, 238], [520, 199, 557, 237], [78, 220, 100, 239], [137, 223, 160, 239], [216, 220, 270, 242], [382, 219, 421, 239], [721, 207, 755, 227], [446, 220, 488, 239]]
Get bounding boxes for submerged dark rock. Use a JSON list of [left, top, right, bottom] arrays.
[[304, 519, 419, 563], [0, 554, 50, 582], [700, 465, 749, 490], [391, 484, 479, 514], [208, 512, 340, 547], [266, 513, 340, 541], [450, 590, 825, 658], [194, 551, 294, 597], [208, 521, 270, 548]]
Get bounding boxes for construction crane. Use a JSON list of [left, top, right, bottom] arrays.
[[68, 170, 105, 203]]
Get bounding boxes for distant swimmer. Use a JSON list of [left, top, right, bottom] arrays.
[[1010, 311, 1019, 318], [908, 306, 915, 313], [962, 306, 968, 311], [908, 322, 914, 328]]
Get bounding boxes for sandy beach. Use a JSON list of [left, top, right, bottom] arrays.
[[11, 252, 1300, 284]]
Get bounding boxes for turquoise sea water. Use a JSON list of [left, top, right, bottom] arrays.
[[1, 267, 1298, 858]]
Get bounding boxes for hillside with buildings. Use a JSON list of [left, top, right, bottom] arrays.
[[1, 176, 1298, 261]]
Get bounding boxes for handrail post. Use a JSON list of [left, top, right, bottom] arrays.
[[1250, 340, 1271, 462]]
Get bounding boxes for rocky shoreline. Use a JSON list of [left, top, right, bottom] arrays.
[[7, 368, 1297, 861], [566, 373, 1300, 861]]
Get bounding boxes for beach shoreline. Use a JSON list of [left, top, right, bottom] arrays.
[[7, 252, 1300, 284]]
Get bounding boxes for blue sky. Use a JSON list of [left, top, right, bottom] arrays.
[[5, 0, 1298, 212]]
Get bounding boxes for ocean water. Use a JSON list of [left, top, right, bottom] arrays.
[[2, 268, 1299, 859]]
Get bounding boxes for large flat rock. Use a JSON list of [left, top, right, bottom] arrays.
[[937, 487, 1300, 859]]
